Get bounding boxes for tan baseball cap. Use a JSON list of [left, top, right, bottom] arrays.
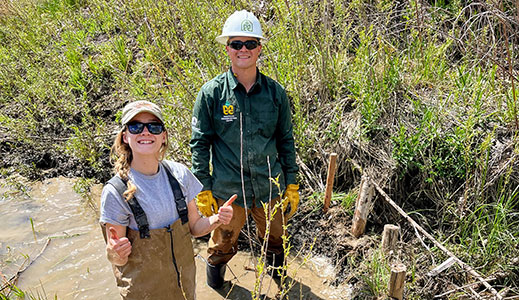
[[121, 100, 164, 125]]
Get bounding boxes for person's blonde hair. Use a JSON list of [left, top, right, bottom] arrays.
[[110, 126, 170, 201]]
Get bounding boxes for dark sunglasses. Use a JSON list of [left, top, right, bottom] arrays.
[[228, 40, 260, 50], [126, 122, 165, 135]]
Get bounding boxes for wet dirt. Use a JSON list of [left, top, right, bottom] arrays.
[[0, 177, 352, 299]]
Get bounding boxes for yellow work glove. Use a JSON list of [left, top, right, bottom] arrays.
[[196, 190, 218, 217], [282, 184, 300, 219]]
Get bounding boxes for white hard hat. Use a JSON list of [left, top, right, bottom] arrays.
[[215, 10, 266, 45]]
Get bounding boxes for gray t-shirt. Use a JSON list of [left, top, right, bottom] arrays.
[[99, 160, 203, 230]]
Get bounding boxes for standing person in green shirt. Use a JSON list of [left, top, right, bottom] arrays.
[[190, 10, 300, 289]]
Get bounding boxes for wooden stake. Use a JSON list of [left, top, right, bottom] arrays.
[[323, 153, 337, 213], [381, 224, 400, 254], [351, 175, 375, 237], [388, 263, 406, 300]]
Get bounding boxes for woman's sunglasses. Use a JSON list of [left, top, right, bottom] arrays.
[[227, 40, 260, 50], [126, 122, 165, 135]]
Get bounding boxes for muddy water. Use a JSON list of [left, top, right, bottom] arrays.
[[1, 177, 351, 299], [1, 177, 118, 299]]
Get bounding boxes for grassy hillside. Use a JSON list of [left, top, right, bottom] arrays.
[[1, 0, 518, 298]]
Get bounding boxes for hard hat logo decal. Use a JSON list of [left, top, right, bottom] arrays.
[[216, 10, 264, 45], [241, 20, 253, 32]]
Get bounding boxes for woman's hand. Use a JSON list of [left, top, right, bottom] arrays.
[[188, 194, 237, 237], [216, 194, 237, 225], [106, 225, 132, 266]]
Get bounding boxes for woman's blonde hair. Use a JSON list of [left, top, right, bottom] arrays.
[[110, 125, 170, 201]]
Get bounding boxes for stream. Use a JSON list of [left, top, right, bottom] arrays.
[[0, 177, 351, 299]]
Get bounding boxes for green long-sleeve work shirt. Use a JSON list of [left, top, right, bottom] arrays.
[[190, 68, 298, 208]]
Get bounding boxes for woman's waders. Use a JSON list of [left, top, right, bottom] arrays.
[[102, 162, 195, 300]]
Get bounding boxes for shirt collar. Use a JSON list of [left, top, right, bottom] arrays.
[[227, 67, 262, 91]]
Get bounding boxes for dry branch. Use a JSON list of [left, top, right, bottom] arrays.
[[427, 257, 456, 277], [0, 238, 51, 294]]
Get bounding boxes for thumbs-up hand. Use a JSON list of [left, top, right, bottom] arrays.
[[216, 194, 236, 225], [106, 225, 132, 265]]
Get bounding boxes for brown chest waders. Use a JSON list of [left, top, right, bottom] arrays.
[[101, 162, 195, 300]]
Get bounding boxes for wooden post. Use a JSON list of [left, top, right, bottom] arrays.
[[351, 175, 374, 237], [381, 224, 400, 254], [323, 153, 337, 213], [388, 263, 406, 300]]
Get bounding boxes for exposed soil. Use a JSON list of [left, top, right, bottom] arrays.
[[1, 141, 111, 180], [1, 102, 118, 182], [224, 202, 394, 296]]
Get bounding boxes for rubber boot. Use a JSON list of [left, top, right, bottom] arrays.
[[267, 253, 285, 279], [206, 262, 226, 289]]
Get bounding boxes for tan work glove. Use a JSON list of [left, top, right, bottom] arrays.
[[196, 190, 218, 217], [282, 184, 300, 219]]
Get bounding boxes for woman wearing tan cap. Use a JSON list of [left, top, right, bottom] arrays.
[[99, 100, 236, 300]]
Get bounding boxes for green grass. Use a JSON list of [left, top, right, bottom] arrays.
[[359, 249, 390, 298], [0, 284, 57, 300]]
